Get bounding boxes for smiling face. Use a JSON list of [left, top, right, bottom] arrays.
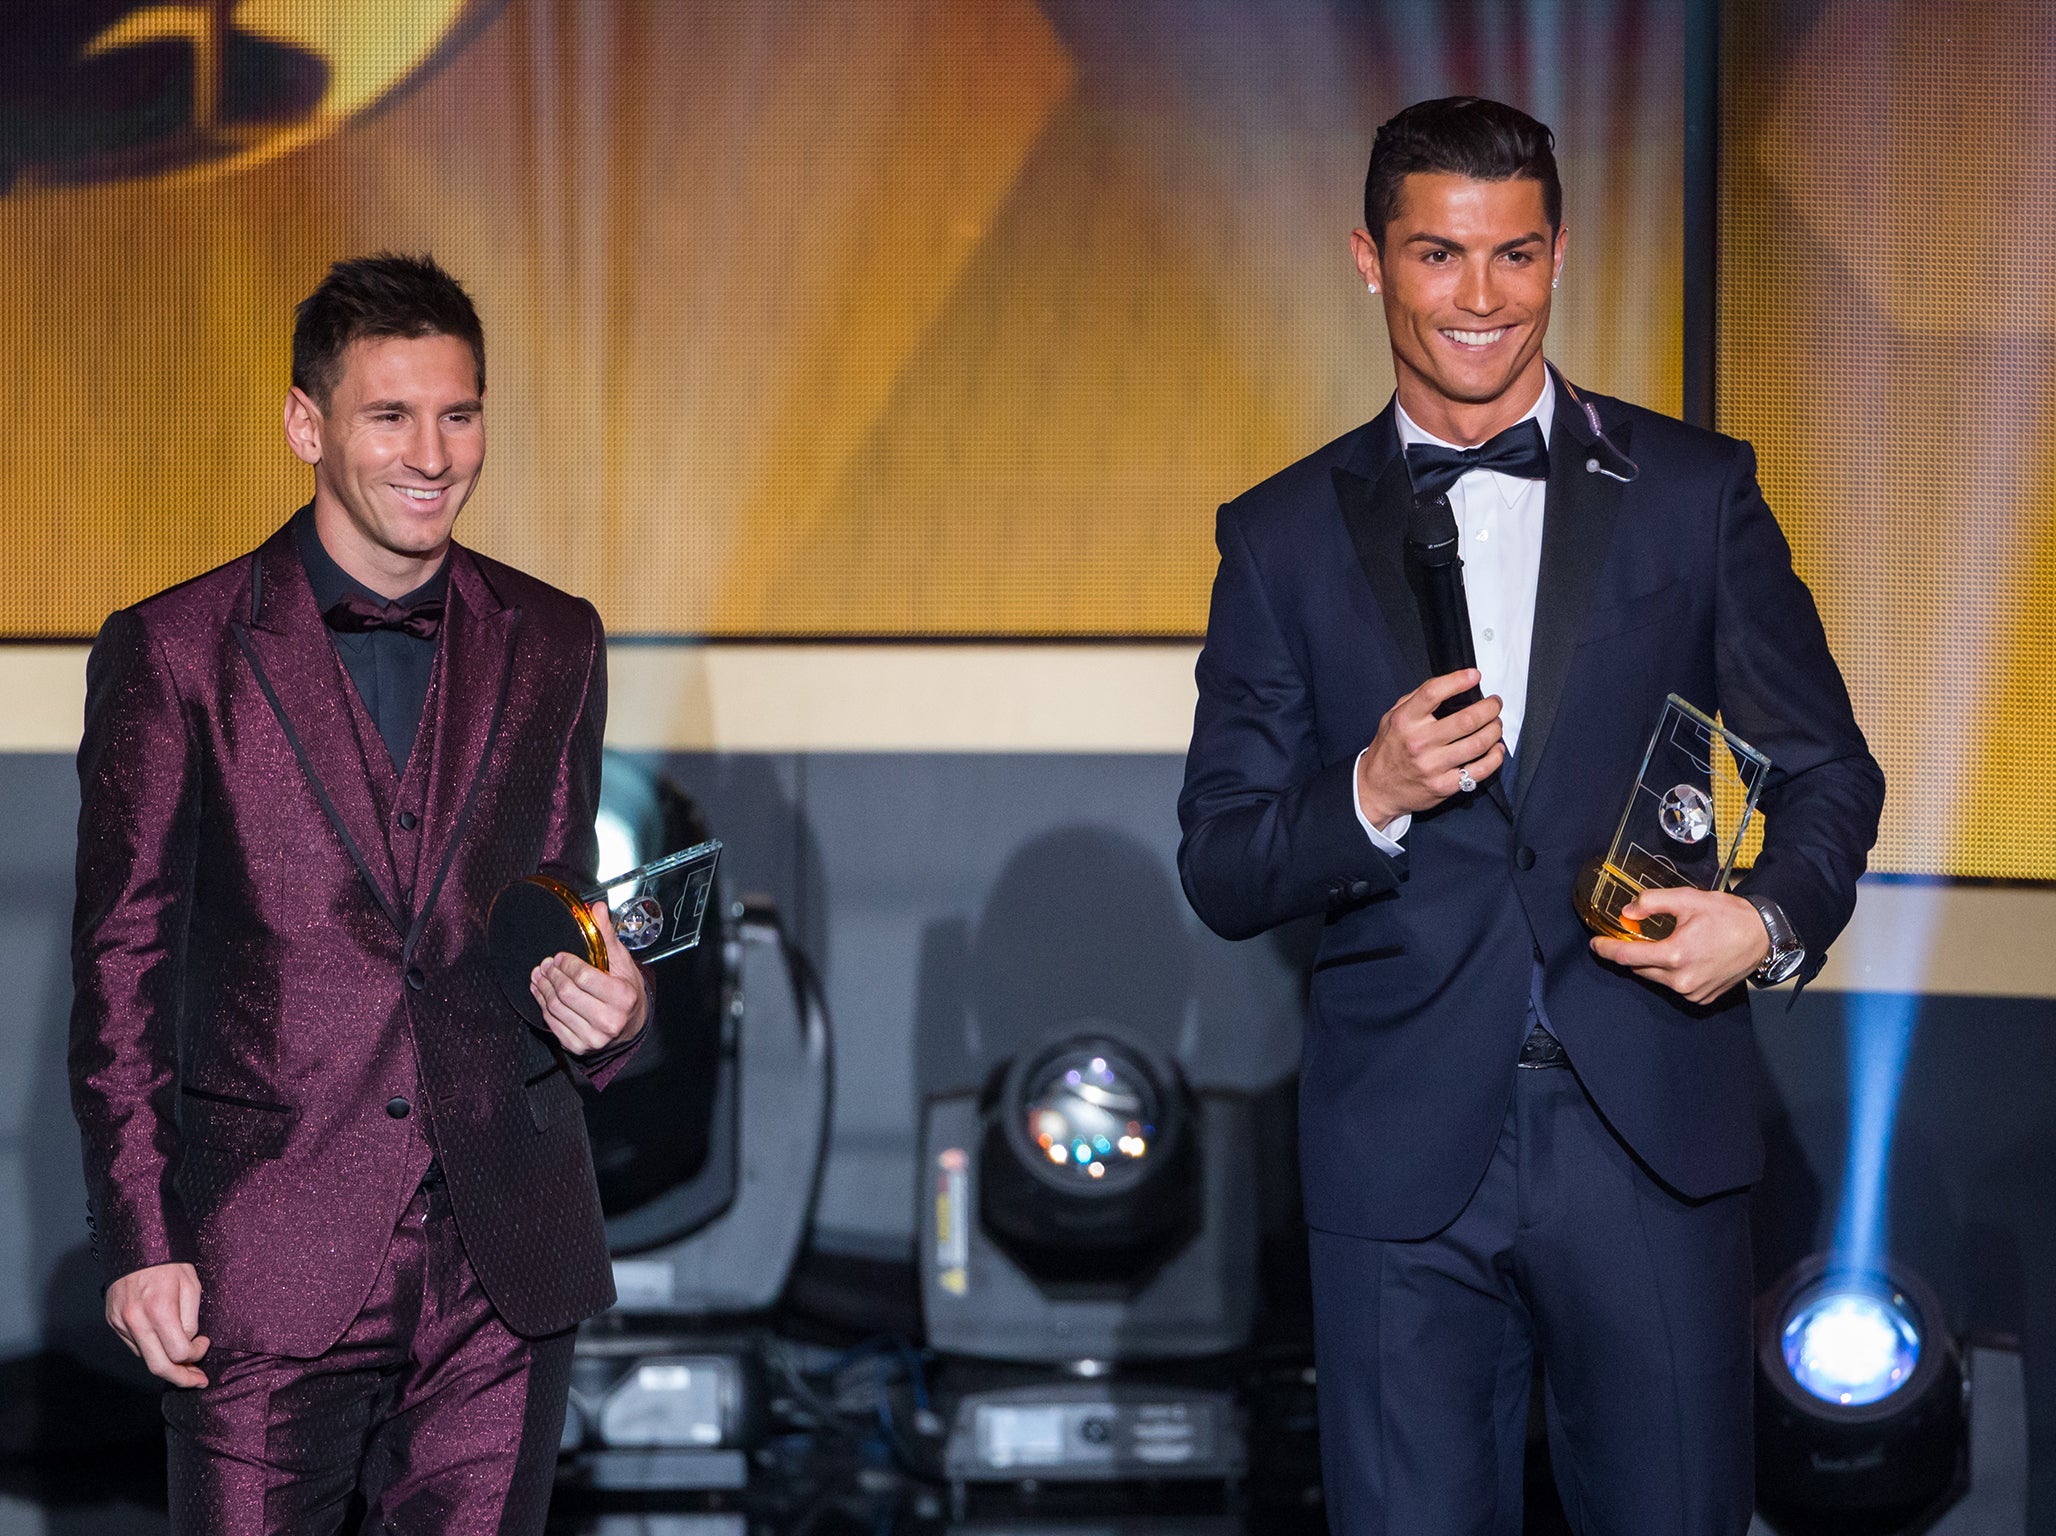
[[283, 332, 484, 597], [1354, 171, 1566, 445]]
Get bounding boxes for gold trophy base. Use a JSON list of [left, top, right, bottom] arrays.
[[1573, 857, 1678, 943]]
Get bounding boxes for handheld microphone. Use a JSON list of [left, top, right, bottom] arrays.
[[1403, 494, 1484, 719]]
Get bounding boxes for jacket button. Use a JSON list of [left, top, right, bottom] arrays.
[[406, 968, 426, 991], [386, 1096, 411, 1119], [1515, 846, 1536, 870], [1348, 879, 1372, 899], [397, 810, 419, 831]]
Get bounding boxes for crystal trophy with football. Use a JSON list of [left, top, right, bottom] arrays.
[[1573, 695, 1769, 942], [488, 839, 721, 1025]]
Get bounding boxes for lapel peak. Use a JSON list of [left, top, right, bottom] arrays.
[[410, 547, 522, 944], [232, 521, 405, 931], [1515, 368, 1633, 817]]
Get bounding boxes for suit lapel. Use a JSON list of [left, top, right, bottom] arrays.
[[1514, 369, 1632, 817], [1333, 410, 1511, 817], [232, 524, 404, 934], [409, 548, 521, 948]]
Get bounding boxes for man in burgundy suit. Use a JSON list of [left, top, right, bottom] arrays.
[[70, 253, 647, 1532]]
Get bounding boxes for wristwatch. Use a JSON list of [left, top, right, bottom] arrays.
[[1743, 894, 1806, 986]]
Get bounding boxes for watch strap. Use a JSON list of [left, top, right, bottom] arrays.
[[1744, 893, 1806, 986]]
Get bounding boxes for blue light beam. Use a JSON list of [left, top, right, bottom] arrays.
[[1829, 988, 1919, 1280]]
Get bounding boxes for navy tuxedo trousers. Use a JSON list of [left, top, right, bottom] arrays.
[[1308, 1059, 1755, 1536]]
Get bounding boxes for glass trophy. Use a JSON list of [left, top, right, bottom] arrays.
[[1573, 696, 1769, 943], [488, 839, 721, 1025]]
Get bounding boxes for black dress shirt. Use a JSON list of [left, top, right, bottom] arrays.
[[295, 507, 447, 772]]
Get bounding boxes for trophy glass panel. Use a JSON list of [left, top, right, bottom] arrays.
[[1575, 696, 1770, 942], [583, 838, 722, 965]]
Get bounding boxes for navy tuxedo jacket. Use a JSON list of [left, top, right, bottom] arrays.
[[71, 522, 631, 1356], [1178, 372, 1883, 1241]]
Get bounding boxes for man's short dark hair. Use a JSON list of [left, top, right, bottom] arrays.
[[1363, 97, 1561, 252], [291, 252, 485, 408]]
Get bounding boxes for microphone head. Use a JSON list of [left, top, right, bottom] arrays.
[[1405, 494, 1461, 564]]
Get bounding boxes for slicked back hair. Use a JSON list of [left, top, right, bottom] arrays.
[[1363, 97, 1561, 252], [291, 252, 485, 409]]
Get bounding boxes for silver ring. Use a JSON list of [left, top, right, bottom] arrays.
[[1457, 764, 1478, 794]]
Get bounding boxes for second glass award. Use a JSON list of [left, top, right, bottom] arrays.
[[1573, 696, 1769, 942]]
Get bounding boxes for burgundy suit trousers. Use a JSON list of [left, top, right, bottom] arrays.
[[163, 1175, 574, 1535]]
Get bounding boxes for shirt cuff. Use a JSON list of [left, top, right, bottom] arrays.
[[1352, 747, 1411, 854]]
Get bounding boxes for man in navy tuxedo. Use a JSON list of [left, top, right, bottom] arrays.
[[1178, 98, 1882, 1532]]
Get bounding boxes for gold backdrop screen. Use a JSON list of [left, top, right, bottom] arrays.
[[1721, 0, 2056, 880], [2, 1, 1681, 639]]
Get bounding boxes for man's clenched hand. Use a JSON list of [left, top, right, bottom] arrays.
[[106, 1261, 208, 1388]]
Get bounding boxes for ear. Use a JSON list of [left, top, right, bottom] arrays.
[[1552, 222, 1570, 285], [283, 387, 324, 467], [1350, 227, 1385, 293]]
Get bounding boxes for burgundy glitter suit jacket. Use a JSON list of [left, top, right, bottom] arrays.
[[70, 520, 629, 1357]]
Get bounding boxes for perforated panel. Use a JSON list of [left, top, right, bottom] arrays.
[[1720, 0, 2056, 879]]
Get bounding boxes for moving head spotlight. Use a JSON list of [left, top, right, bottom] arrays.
[[1755, 1255, 1965, 1532], [922, 1024, 1254, 1493], [977, 1033, 1200, 1290], [561, 755, 832, 1495], [924, 1022, 1254, 1361], [582, 755, 727, 1232]]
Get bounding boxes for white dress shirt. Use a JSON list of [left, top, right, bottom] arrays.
[[1355, 372, 1556, 852]]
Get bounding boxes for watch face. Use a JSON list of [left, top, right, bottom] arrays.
[[1762, 947, 1805, 985]]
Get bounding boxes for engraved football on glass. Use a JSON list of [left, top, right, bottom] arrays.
[[488, 839, 721, 1025], [1573, 697, 1768, 943]]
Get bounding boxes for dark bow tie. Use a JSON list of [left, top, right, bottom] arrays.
[[323, 593, 445, 639], [1403, 418, 1549, 502]]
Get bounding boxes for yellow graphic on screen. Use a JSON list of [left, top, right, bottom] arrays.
[[1722, 0, 2056, 880], [3, 2, 486, 192], [0, 5, 1684, 655]]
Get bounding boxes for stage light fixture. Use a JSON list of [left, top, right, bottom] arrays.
[[1755, 1255, 1964, 1532], [921, 1023, 1258, 1494], [597, 1355, 754, 1449], [976, 1031, 1201, 1288], [579, 754, 729, 1227], [562, 755, 832, 1496]]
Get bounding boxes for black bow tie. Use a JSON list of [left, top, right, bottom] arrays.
[[323, 593, 445, 639], [1403, 418, 1549, 502]]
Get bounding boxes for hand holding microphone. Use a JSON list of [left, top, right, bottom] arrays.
[[1355, 491, 1504, 828], [1356, 671, 1505, 829]]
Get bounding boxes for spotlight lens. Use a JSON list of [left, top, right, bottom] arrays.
[[1021, 1047, 1158, 1185], [1781, 1284, 1921, 1407]]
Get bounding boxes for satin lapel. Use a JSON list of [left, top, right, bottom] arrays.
[[1333, 417, 1510, 817], [1334, 452, 1430, 687], [230, 525, 404, 933], [409, 548, 521, 948], [1513, 377, 1632, 818]]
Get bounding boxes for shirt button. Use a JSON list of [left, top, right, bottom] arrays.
[[1476, 527, 1490, 541], [386, 1096, 411, 1119], [397, 810, 418, 831], [1483, 627, 1495, 642], [406, 968, 425, 991]]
